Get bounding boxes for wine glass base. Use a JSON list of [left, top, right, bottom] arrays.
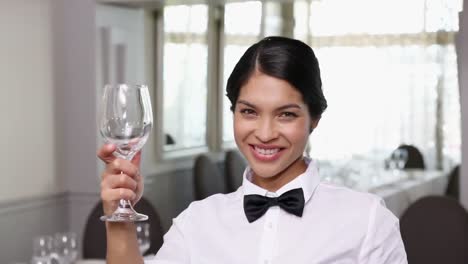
[[100, 207, 149, 222], [100, 213, 148, 222]]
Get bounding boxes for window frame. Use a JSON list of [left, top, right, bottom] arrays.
[[153, 3, 234, 164]]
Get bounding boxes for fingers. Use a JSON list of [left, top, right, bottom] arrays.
[[97, 144, 117, 164], [106, 159, 140, 179], [102, 172, 138, 191], [100, 171, 141, 213], [101, 188, 137, 203], [99, 145, 145, 215]]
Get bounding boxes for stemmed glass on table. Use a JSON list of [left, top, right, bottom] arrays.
[[31, 233, 77, 264], [54, 232, 78, 264], [31, 236, 54, 264], [389, 148, 408, 179], [136, 222, 151, 256], [99, 84, 153, 222]]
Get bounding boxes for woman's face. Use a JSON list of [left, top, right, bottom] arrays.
[[234, 71, 319, 187]]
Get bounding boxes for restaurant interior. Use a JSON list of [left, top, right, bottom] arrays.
[[0, 0, 467, 263]]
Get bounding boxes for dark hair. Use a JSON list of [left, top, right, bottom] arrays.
[[226, 36, 327, 119]]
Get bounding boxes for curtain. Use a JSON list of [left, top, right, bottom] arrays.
[[294, 0, 462, 170]]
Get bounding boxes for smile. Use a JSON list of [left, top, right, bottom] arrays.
[[249, 144, 285, 161]]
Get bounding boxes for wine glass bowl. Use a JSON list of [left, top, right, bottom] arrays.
[[99, 84, 153, 222], [100, 119, 151, 159], [31, 236, 54, 264], [394, 148, 408, 170], [54, 232, 78, 264]]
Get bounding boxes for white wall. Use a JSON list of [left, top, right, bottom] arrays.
[[54, 0, 100, 238], [457, 1, 468, 209], [0, 0, 63, 202]]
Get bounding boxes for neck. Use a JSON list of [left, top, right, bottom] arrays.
[[252, 156, 307, 192]]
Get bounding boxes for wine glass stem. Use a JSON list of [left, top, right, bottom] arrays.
[[119, 199, 133, 209], [116, 154, 136, 213]]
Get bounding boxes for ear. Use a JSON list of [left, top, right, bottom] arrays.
[[309, 117, 321, 134]]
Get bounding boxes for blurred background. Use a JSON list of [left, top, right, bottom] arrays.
[[0, 0, 467, 263]]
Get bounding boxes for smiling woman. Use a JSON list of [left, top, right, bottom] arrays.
[[227, 37, 326, 191], [99, 36, 408, 264]]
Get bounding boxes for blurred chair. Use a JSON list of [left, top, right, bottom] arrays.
[[82, 197, 164, 259], [193, 154, 226, 200], [400, 196, 468, 264], [387, 144, 425, 169], [445, 164, 460, 200], [165, 133, 175, 145], [225, 150, 247, 192]]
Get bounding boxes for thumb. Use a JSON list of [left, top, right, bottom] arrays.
[[97, 144, 117, 164]]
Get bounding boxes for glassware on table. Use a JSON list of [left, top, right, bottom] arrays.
[[31, 236, 54, 264], [100, 84, 153, 222], [136, 222, 151, 255], [54, 232, 78, 264], [394, 148, 408, 170], [388, 148, 408, 179]]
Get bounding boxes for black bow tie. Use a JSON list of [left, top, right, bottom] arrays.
[[243, 188, 305, 223]]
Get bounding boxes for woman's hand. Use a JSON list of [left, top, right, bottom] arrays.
[[97, 144, 143, 216]]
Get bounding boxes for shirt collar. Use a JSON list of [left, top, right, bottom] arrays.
[[241, 157, 320, 203]]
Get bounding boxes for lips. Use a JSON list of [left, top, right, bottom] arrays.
[[249, 144, 285, 162]]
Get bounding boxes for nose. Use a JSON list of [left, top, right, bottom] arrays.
[[254, 118, 278, 142]]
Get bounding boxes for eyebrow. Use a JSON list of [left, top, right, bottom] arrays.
[[237, 100, 302, 111]]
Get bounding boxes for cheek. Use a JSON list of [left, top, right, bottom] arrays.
[[281, 121, 310, 144], [283, 126, 309, 151], [233, 115, 249, 142], [286, 128, 309, 145]]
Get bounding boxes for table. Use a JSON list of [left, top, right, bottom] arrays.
[[319, 162, 450, 218], [368, 170, 450, 217]]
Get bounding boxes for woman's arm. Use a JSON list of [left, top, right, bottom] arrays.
[[106, 222, 144, 264], [358, 198, 408, 264], [98, 144, 145, 264]]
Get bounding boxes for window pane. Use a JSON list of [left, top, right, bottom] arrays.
[[163, 5, 208, 150], [224, 1, 262, 35], [294, 0, 309, 42], [164, 5, 208, 33], [308, 0, 426, 36], [425, 0, 461, 32], [293, 0, 461, 170], [263, 2, 282, 36]]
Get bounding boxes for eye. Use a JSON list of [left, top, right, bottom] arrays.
[[279, 112, 298, 119], [239, 108, 256, 116]]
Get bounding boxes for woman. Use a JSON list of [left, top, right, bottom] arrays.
[[98, 36, 408, 263]]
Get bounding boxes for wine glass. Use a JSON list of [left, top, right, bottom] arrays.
[[100, 84, 153, 222], [31, 236, 54, 264], [136, 222, 151, 255], [394, 148, 408, 170], [388, 148, 408, 179], [54, 232, 78, 264]]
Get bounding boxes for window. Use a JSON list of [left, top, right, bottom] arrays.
[[150, 0, 461, 171], [162, 5, 209, 152], [294, 0, 462, 169]]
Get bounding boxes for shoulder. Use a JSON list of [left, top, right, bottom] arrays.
[[189, 190, 241, 212], [312, 181, 397, 224], [315, 181, 384, 207], [173, 190, 243, 226]]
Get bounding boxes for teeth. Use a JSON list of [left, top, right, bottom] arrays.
[[254, 146, 280, 155]]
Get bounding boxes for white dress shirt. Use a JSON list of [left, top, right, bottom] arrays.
[[147, 158, 408, 264]]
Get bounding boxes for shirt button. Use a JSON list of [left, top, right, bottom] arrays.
[[267, 222, 273, 229], [264, 260, 269, 264]]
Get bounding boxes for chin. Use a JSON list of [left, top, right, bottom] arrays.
[[249, 162, 285, 178]]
